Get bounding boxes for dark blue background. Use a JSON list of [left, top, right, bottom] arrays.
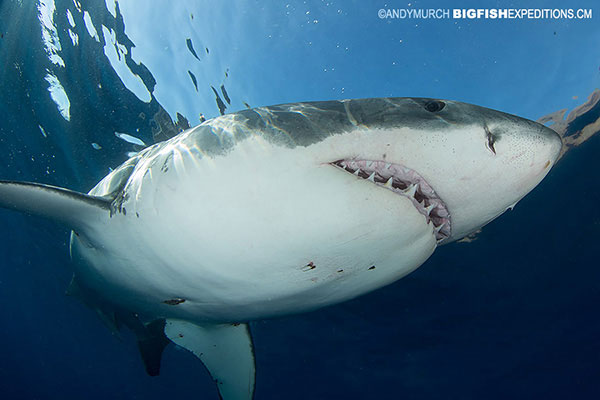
[[0, 0, 598, 399]]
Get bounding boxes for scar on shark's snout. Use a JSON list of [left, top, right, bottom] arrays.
[[163, 298, 186, 305]]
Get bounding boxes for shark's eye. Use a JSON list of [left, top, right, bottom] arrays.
[[424, 100, 445, 112]]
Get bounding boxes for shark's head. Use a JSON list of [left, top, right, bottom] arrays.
[[310, 97, 563, 243]]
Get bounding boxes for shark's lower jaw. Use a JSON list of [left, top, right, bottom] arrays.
[[331, 159, 451, 242]]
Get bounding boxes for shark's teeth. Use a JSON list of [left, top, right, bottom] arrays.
[[404, 183, 418, 197], [330, 159, 451, 243]]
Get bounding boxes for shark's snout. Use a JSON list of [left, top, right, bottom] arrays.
[[494, 119, 562, 182], [539, 124, 563, 167], [438, 115, 563, 242]]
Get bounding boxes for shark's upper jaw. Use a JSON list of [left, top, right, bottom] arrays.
[[331, 159, 451, 242]]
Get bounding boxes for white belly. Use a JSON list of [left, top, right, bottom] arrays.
[[71, 135, 437, 322]]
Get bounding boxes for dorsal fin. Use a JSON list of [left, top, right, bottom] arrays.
[[0, 180, 111, 229]]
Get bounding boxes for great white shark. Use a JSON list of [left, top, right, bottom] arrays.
[[0, 97, 561, 399]]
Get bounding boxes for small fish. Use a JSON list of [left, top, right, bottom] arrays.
[[126, 151, 139, 158], [115, 132, 146, 146], [220, 85, 231, 105], [38, 125, 48, 138], [211, 86, 227, 115], [188, 70, 199, 92], [91, 143, 102, 150], [186, 38, 200, 61]]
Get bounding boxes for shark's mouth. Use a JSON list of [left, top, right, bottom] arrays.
[[331, 159, 451, 242]]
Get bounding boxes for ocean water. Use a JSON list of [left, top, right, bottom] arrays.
[[0, 0, 599, 399]]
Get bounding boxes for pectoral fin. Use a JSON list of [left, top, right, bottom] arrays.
[[164, 319, 255, 400], [0, 180, 110, 229]]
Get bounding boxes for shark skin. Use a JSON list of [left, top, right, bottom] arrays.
[[0, 98, 562, 399]]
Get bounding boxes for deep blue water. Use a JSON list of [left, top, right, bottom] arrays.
[[0, 0, 599, 399]]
